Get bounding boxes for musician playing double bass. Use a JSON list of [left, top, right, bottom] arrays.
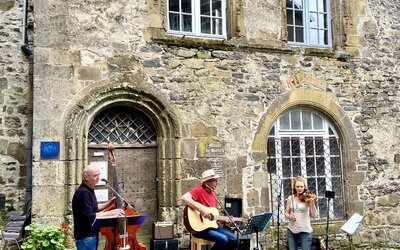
[[72, 164, 125, 250], [181, 169, 238, 250]]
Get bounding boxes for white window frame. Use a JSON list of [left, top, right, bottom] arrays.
[[268, 108, 343, 222], [167, 0, 227, 40], [286, 0, 332, 48]]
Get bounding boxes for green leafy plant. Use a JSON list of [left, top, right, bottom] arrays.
[[21, 223, 70, 250]]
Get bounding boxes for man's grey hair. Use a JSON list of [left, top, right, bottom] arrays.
[[83, 165, 97, 177]]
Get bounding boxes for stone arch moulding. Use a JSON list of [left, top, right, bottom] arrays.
[[251, 88, 362, 215], [63, 83, 183, 218]]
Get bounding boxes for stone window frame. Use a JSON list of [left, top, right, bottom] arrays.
[[251, 88, 364, 224], [167, 0, 228, 39], [268, 108, 345, 222], [148, 0, 243, 41], [285, 0, 333, 48], [282, 0, 362, 50]]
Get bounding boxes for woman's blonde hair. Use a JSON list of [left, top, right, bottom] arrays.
[[292, 176, 308, 194]]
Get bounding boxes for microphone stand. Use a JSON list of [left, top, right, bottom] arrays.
[[103, 180, 137, 212], [277, 179, 282, 250], [103, 180, 136, 250], [205, 184, 243, 235]]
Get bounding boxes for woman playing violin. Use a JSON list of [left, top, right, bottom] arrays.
[[285, 176, 318, 250]]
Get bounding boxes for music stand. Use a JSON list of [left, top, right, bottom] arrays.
[[340, 213, 363, 250], [91, 215, 147, 229], [240, 212, 273, 250]]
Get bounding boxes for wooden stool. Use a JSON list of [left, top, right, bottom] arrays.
[[191, 236, 214, 250]]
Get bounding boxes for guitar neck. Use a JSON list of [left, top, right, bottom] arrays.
[[213, 215, 242, 222]]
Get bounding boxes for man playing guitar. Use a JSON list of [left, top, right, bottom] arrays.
[[181, 169, 238, 250]]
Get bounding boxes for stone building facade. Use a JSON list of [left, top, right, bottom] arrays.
[[0, 0, 399, 249]]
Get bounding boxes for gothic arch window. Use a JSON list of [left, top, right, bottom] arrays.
[[88, 106, 157, 146], [267, 108, 343, 222]]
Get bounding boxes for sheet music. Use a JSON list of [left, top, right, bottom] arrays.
[[340, 213, 363, 235]]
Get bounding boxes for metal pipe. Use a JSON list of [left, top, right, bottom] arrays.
[[21, 0, 33, 203]]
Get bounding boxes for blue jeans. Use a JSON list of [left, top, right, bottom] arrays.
[[75, 235, 98, 250], [287, 229, 312, 250], [195, 227, 238, 250]]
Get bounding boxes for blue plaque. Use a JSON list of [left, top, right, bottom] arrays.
[[40, 141, 60, 160]]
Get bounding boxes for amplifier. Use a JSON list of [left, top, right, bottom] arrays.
[[150, 238, 178, 250], [152, 222, 174, 239]]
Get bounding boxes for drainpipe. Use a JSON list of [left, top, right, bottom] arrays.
[[21, 0, 33, 203]]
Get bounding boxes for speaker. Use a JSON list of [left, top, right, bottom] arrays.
[[238, 238, 250, 250], [150, 238, 178, 250], [225, 198, 242, 217], [152, 222, 174, 239]]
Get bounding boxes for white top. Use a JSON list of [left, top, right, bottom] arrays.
[[287, 195, 312, 233]]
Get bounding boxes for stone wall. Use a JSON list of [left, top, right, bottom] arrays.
[[0, 0, 30, 210], [0, 0, 399, 248]]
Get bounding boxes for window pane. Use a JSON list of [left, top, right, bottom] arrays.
[[316, 157, 325, 175], [287, 10, 294, 25], [291, 138, 300, 156], [169, 0, 179, 11], [295, 27, 304, 42], [269, 125, 275, 136], [268, 138, 276, 155], [309, 0, 317, 11], [201, 0, 210, 15], [294, 0, 303, 9], [280, 113, 290, 130], [313, 114, 323, 129], [288, 26, 294, 41], [294, 10, 303, 25], [332, 177, 342, 197], [319, 14, 327, 28], [282, 158, 292, 177], [281, 138, 291, 156], [212, 18, 222, 35], [320, 0, 327, 12], [169, 13, 180, 30], [201, 17, 211, 34], [291, 110, 301, 130], [310, 13, 318, 28], [331, 157, 341, 175], [305, 137, 314, 156], [302, 111, 312, 129], [183, 14, 192, 32], [315, 137, 324, 155], [293, 158, 301, 176], [310, 28, 318, 44], [212, 0, 222, 17], [329, 137, 339, 155], [306, 157, 316, 176], [307, 178, 317, 192], [320, 29, 329, 45], [286, 0, 294, 8], [333, 198, 343, 217], [182, 0, 192, 13]]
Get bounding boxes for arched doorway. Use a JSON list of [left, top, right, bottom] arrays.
[[87, 105, 157, 248]]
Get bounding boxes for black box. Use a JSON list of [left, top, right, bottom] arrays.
[[150, 238, 178, 250]]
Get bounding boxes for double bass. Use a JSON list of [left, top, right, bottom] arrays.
[[100, 143, 147, 250]]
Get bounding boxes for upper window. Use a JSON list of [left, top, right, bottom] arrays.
[[167, 0, 227, 39], [286, 0, 332, 48], [267, 108, 344, 223]]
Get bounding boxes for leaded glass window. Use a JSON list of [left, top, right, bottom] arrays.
[[88, 106, 157, 146], [268, 108, 343, 223]]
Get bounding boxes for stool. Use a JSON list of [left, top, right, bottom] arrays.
[[191, 236, 214, 250]]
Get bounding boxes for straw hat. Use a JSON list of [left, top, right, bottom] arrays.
[[200, 169, 221, 184]]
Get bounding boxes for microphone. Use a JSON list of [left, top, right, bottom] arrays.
[[101, 178, 109, 184], [204, 183, 214, 192]]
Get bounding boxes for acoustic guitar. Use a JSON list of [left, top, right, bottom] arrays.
[[183, 206, 243, 234]]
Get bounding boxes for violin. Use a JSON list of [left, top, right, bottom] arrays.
[[298, 190, 317, 202]]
